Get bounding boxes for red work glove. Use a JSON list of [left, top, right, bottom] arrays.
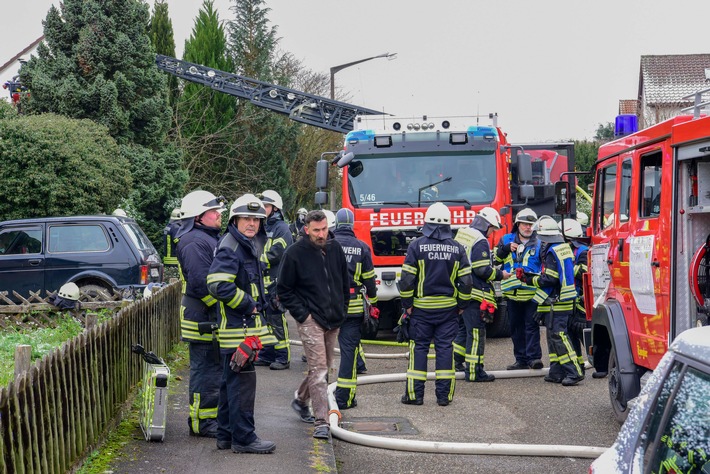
[[244, 335, 263, 351], [515, 268, 525, 281], [369, 306, 380, 319]]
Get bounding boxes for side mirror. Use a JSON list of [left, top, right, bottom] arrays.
[[336, 152, 355, 168], [314, 191, 328, 205], [315, 160, 329, 189], [517, 153, 532, 183], [555, 181, 571, 215], [499, 206, 510, 216], [519, 184, 534, 200]]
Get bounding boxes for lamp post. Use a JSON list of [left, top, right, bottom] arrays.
[[329, 52, 397, 100]]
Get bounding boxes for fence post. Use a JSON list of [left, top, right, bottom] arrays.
[[85, 313, 98, 331], [14, 344, 32, 378]]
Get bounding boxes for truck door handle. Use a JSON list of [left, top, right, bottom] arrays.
[[28, 259, 41, 266], [607, 259, 614, 265], [651, 260, 660, 267]]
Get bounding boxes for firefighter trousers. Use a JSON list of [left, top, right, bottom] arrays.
[[544, 309, 583, 380], [258, 306, 290, 364], [405, 308, 458, 403], [188, 342, 220, 436], [508, 298, 542, 365], [334, 317, 363, 408], [453, 304, 489, 381], [216, 353, 258, 447]]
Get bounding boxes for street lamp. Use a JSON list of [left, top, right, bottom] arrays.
[[330, 52, 397, 100]]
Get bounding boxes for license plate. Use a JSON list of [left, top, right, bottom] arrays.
[[150, 268, 160, 278]]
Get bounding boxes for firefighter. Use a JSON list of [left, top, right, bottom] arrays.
[[206, 194, 277, 454], [175, 190, 226, 438], [453, 207, 511, 382], [559, 218, 589, 371], [495, 208, 544, 370], [518, 216, 583, 386], [332, 208, 378, 409], [289, 207, 308, 240], [399, 202, 472, 406], [162, 208, 183, 267], [254, 190, 293, 370]]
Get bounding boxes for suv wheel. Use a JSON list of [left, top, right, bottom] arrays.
[[78, 284, 112, 302]]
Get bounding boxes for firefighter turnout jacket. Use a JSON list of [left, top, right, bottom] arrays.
[[206, 224, 275, 353], [260, 212, 293, 289], [530, 242, 577, 312], [455, 226, 504, 306], [399, 226, 473, 312], [176, 223, 221, 342], [333, 226, 378, 315], [495, 232, 542, 301]]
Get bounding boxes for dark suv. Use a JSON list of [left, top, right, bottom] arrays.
[[0, 215, 163, 298]]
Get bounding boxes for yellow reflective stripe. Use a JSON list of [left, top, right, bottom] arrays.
[[450, 261, 459, 297], [226, 289, 246, 309], [501, 278, 522, 291], [362, 269, 375, 279], [458, 292, 472, 301], [471, 259, 489, 269], [406, 369, 427, 380], [435, 369, 456, 379], [413, 295, 457, 309], [201, 294, 218, 307], [457, 265, 471, 277], [180, 311, 214, 342], [400, 289, 414, 298], [402, 263, 418, 275], [369, 295, 378, 304], [206, 272, 235, 284], [336, 378, 358, 389], [544, 268, 559, 279], [453, 342, 466, 356], [560, 288, 578, 301], [354, 262, 362, 286], [417, 260, 426, 297]]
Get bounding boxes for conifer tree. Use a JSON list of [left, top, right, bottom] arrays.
[[150, 0, 179, 108], [19, 0, 188, 246]]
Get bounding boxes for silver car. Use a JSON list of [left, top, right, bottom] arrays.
[[590, 326, 710, 473]]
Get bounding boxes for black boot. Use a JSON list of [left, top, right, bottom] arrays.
[[472, 364, 495, 382]]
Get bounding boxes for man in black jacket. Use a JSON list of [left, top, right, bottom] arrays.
[[277, 210, 349, 440]]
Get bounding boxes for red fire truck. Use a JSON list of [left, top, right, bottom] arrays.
[[317, 116, 576, 335], [566, 91, 710, 422]]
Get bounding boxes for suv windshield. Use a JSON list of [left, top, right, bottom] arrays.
[[123, 222, 154, 251], [348, 152, 496, 208]]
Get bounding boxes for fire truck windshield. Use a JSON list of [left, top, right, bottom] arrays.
[[348, 151, 497, 207]]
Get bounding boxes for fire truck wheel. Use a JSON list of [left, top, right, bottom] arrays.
[[608, 346, 629, 424]]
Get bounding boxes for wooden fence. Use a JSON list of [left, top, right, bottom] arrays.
[[0, 282, 181, 474]]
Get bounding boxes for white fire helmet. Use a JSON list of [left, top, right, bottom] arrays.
[[112, 208, 127, 217], [229, 194, 267, 221], [515, 208, 538, 225], [558, 218, 583, 239], [58, 282, 81, 301], [534, 215, 564, 243], [180, 190, 226, 219], [260, 190, 283, 210], [424, 202, 451, 225], [477, 207, 502, 229], [323, 210, 336, 230], [576, 211, 589, 226]]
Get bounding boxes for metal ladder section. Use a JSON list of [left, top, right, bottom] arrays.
[[155, 54, 383, 133], [681, 86, 710, 119]]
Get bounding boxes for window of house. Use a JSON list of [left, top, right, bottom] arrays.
[[640, 151, 662, 219]]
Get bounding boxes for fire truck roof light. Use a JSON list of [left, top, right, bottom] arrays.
[[614, 114, 638, 138]]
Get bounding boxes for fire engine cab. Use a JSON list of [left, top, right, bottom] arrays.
[[578, 91, 710, 422]]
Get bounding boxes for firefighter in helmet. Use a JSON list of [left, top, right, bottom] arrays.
[[453, 207, 511, 382], [518, 216, 583, 386], [255, 190, 293, 370], [559, 218, 589, 371], [206, 194, 277, 454], [163, 208, 183, 267], [175, 190, 226, 438], [495, 208, 544, 370], [332, 208, 378, 409], [399, 202, 472, 406], [289, 207, 308, 240]]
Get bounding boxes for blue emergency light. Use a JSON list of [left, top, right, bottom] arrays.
[[614, 114, 638, 138]]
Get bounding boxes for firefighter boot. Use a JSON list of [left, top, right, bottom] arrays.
[[472, 363, 495, 382]]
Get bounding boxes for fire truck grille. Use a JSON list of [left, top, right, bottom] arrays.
[[371, 229, 421, 257]]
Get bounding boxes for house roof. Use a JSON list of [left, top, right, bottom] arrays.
[[618, 99, 638, 115], [0, 36, 44, 77], [639, 54, 710, 105]]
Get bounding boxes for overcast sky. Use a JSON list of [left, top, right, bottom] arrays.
[[3, 0, 710, 142]]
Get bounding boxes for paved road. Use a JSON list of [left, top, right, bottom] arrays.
[[332, 331, 620, 474]]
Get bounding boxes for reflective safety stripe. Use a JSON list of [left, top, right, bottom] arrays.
[[189, 393, 217, 434], [413, 295, 457, 309], [206, 272, 236, 283], [402, 263, 418, 275], [226, 289, 246, 309], [560, 332, 583, 376], [201, 294, 218, 307], [544, 268, 559, 279], [336, 377, 358, 389], [406, 369, 428, 380], [453, 342, 466, 356], [435, 368, 456, 379], [180, 308, 213, 342], [536, 301, 574, 312]]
